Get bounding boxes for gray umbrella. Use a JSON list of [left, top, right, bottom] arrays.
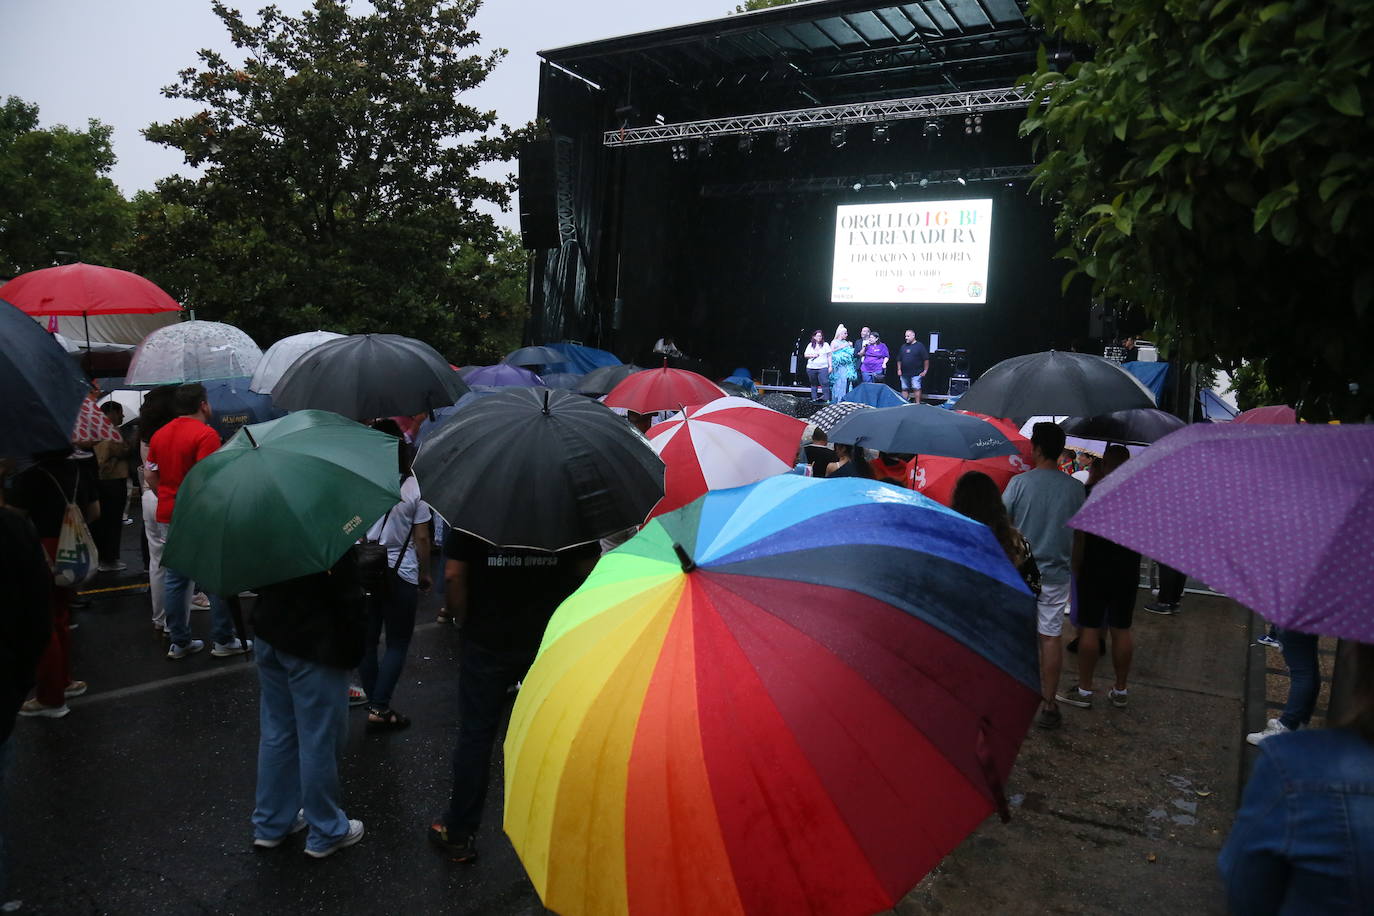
[[577, 363, 643, 396], [956, 351, 1156, 418], [828, 404, 1020, 459], [272, 333, 468, 419], [504, 345, 563, 368]]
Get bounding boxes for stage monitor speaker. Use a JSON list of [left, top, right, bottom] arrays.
[[948, 376, 971, 397], [924, 350, 953, 396], [518, 140, 560, 250], [762, 368, 781, 386]]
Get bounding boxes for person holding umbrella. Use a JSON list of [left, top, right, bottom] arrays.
[[427, 532, 599, 863], [1002, 422, 1086, 729]]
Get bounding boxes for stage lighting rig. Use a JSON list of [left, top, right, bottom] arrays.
[[851, 181, 863, 191], [922, 119, 942, 139], [830, 126, 847, 148], [670, 142, 689, 161], [776, 130, 794, 152], [699, 137, 714, 158], [964, 114, 984, 135], [738, 134, 754, 153], [872, 123, 890, 143]]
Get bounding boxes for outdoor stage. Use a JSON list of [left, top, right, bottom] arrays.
[[519, 0, 1089, 393]]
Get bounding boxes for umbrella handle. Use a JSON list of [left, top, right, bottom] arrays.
[[672, 542, 695, 573]]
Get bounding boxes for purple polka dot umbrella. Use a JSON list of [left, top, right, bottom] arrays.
[[1068, 423, 1374, 642]]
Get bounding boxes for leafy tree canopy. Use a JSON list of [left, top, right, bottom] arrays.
[[128, 0, 527, 362], [0, 97, 131, 279], [1022, 0, 1373, 419], [734, 0, 801, 13]]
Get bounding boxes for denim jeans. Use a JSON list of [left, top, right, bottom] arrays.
[[1277, 629, 1320, 730], [831, 373, 852, 403], [807, 367, 830, 402], [445, 639, 535, 833], [163, 566, 235, 648], [252, 638, 352, 852], [861, 370, 883, 383], [358, 578, 418, 709]]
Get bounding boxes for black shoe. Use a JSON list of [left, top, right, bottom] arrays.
[[1143, 602, 1177, 615], [428, 821, 477, 863], [1035, 705, 1063, 729]]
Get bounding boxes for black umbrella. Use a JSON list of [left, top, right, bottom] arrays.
[[828, 404, 1020, 459], [271, 333, 468, 419], [504, 345, 563, 368], [1059, 408, 1186, 446], [414, 387, 664, 550], [539, 372, 585, 390], [577, 363, 643, 396], [0, 299, 89, 457], [756, 392, 804, 417], [956, 351, 1156, 418]]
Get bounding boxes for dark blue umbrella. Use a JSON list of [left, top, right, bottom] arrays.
[[0, 299, 90, 457], [842, 382, 906, 408], [828, 404, 1021, 460], [204, 376, 285, 442]]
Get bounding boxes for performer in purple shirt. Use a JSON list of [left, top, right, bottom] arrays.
[[859, 331, 890, 382]]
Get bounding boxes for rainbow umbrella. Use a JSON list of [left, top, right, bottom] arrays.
[[504, 475, 1039, 916]]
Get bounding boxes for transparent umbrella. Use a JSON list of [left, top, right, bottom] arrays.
[[126, 320, 263, 387], [250, 330, 345, 393]]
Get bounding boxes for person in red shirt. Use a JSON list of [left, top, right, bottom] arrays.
[[145, 384, 247, 659]]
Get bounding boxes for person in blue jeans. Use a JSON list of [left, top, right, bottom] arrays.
[[1220, 642, 1374, 913], [428, 533, 598, 863], [249, 552, 368, 858], [357, 421, 432, 730], [1247, 628, 1321, 744]]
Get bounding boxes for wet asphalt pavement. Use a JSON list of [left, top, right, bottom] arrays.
[[6, 525, 547, 915]]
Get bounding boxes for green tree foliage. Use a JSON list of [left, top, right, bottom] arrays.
[[734, 0, 801, 13], [128, 0, 526, 362], [0, 97, 131, 279], [1021, 0, 1373, 418]]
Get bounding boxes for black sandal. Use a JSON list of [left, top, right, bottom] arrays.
[[366, 706, 411, 731]]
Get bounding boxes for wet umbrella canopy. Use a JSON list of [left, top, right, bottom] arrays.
[[1059, 408, 1186, 446], [0, 300, 89, 457], [271, 333, 469, 419], [504, 345, 563, 367], [956, 351, 1156, 418], [414, 387, 664, 551], [249, 330, 345, 394], [126, 320, 263, 387], [577, 363, 644, 396], [828, 404, 1020, 460]]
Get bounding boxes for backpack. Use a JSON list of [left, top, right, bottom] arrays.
[[43, 469, 97, 588], [352, 506, 411, 599], [1013, 533, 1043, 597]]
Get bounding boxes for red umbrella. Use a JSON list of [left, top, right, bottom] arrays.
[[645, 396, 807, 518], [0, 263, 182, 349], [915, 413, 1033, 506], [1233, 404, 1297, 425], [603, 366, 725, 414]]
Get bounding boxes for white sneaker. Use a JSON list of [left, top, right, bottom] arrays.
[[191, 592, 211, 610], [305, 819, 364, 858], [211, 638, 251, 657], [253, 809, 307, 848], [167, 639, 205, 660], [1246, 718, 1292, 746]]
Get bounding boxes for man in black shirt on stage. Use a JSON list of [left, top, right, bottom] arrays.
[[428, 532, 598, 863], [896, 329, 930, 403]]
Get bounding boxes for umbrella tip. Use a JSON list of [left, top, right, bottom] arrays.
[[542, 388, 552, 415], [672, 542, 695, 573], [244, 428, 258, 448]]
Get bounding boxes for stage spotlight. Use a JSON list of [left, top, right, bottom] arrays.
[[738, 134, 754, 153], [963, 114, 984, 136], [852, 181, 863, 191], [776, 130, 793, 152], [919, 178, 930, 188], [922, 119, 942, 139], [873, 123, 890, 143], [830, 126, 847, 148], [956, 174, 967, 185], [699, 137, 714, 158], [888, 179, 898, 190], [670, 142, 689, 162]]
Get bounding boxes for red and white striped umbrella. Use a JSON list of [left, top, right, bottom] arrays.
[[645, 396, 808, 518]]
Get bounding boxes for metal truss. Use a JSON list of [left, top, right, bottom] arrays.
[[603, 85, 1029, 148], [699, 164, 1035, 198]]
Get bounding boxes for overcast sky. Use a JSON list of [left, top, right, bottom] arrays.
[[2, 0, 737, 229]]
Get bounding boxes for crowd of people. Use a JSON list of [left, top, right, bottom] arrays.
[[2, 365, 1371, 913]]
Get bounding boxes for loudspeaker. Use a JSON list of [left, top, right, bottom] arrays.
[[762, 368, 781, 386], [948, 376, 970, 397], [518, 140, 560, 250], [924, 350, 953, 396]]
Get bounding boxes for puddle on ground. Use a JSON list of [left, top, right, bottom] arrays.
[[1145, 775, 1205, 834]]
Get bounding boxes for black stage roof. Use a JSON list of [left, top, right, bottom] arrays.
[[539, 0, 1038, 116]]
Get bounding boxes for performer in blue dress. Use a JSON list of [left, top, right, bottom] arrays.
[[830, 325, 858, 402]]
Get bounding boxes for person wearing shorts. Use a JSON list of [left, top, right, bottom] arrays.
[[896, 330, 929, 403], [1058, 445, 1138, 711], [1003, 423, 1086, 729]]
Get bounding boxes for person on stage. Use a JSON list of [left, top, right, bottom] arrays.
[[860, 331, 889, 383], [804, 330, 831, 403], [829, 324, 857, 402], [897, 329, 930, 403]]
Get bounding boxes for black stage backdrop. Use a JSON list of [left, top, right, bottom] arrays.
[[532, 69, 1090, 383]]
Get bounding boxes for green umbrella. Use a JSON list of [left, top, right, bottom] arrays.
[[162, 410, 402, 595]]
